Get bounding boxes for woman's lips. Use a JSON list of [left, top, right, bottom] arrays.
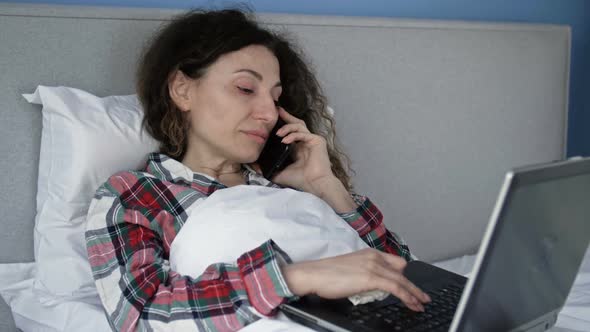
[[243, 131, 267, 144]]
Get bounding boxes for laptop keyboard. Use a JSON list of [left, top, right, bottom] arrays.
[[348, 283, 464, 332]]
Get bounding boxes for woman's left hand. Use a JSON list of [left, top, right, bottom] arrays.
[[269, 107, 335, 195]]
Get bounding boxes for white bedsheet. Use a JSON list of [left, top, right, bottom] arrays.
[[1, 248, 588, 331], [0, 263, 110, 332]]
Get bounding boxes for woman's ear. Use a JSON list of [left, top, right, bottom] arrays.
[[168, 70, 192, 112]]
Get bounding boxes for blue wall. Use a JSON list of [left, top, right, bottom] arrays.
[[7, 0, 590, 157]]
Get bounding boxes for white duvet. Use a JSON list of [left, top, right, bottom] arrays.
[[169, 185, 389, 326], [170, 185, 371, 278]]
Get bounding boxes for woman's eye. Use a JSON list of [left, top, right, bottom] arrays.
[[238, 86, 254, 94]]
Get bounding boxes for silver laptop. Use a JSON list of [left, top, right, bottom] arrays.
[[280, 157, 590, 332]]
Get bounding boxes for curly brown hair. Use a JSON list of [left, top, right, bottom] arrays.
[[137, 8, 355, 190]]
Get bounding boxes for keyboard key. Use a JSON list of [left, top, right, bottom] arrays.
[[348, 283, 464, 331]]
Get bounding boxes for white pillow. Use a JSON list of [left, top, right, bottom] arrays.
[[23, 86, 159, 303]]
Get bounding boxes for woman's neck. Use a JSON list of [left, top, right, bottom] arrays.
[[217, 172, 247, 187], [181, 148, 243, 180]]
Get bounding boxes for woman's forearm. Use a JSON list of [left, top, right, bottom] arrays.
[[310, 175, 358, 213]]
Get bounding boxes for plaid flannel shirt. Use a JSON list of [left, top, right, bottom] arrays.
[[85, 153, 412, 332]]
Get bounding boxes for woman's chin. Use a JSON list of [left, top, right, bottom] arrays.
[[234, 152, 260, 165]]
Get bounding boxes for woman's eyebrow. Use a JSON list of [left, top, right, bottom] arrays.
[[233, 69, 282, 87]]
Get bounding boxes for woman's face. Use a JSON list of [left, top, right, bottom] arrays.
[[178, 44, 282, 165]]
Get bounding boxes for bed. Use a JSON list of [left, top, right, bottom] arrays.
[[0, 3, 587, 331]]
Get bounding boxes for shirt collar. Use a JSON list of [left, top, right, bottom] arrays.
[[145, 152, 277, 189]]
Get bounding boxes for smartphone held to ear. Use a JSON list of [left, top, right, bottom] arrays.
[[257, 119, 294, 180]]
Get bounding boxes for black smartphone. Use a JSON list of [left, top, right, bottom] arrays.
[[257, 118, 294, 180]]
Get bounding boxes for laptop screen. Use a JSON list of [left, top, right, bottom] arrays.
[[458, 163, 590, 331]]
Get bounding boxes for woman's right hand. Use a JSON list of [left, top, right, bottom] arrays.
[[282, 248, 431, 312]]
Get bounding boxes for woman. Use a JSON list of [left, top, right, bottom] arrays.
[[85, 8, 430, 331]]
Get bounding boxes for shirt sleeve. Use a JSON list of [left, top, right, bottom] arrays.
[[337, 193, 415, 262], [85, 176, 297, 332]]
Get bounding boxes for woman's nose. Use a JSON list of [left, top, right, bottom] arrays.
[[253, 96, 279, 122]]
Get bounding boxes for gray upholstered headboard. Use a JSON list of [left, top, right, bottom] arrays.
[[0, 1, 569, 280]]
